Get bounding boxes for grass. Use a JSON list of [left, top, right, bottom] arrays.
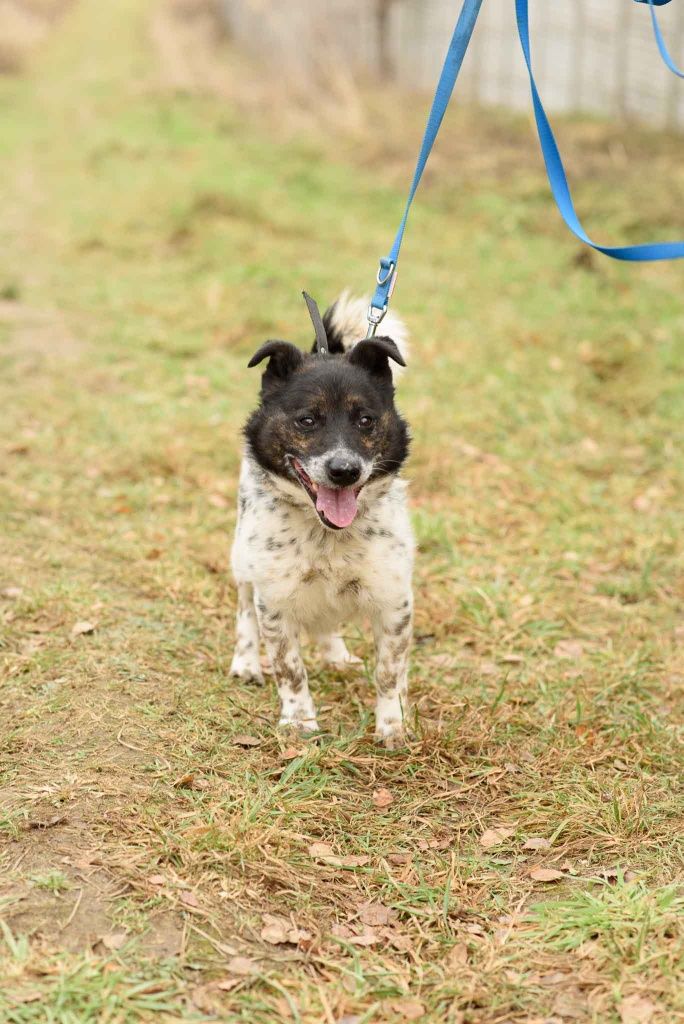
[[0, 0, 683, 1021]]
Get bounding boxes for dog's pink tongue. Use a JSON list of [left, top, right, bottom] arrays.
[[316, 485, 358, 528]]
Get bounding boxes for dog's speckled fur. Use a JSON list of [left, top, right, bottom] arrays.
[[230, 295, 414, 747]]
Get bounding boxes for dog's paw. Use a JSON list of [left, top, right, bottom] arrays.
[[374, 720, 408, 750], [278, 715, 320, 735], [229, 654, 264, 686], [318, 636, 363, 669], [325, 651, 363, 669]]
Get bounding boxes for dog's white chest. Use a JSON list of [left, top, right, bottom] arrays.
[[231, 457, 414, 635]]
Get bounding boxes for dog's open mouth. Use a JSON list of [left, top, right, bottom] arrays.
[[291, 458, 362, 529]]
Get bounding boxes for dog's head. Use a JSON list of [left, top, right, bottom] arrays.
[[244, 338, 410, 530]]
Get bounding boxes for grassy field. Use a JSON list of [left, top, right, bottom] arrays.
[[1, 1, 683, 1021]]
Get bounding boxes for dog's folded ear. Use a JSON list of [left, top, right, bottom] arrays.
[[248, 341, 304, 384], [346, 336, 406, 377]]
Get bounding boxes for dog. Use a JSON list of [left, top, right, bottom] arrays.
[[229, 293, 414, 748]]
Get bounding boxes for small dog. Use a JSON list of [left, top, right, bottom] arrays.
[[229, 294, 414, 747]]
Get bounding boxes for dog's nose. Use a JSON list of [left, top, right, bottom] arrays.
[[326, 456, 361, 486]]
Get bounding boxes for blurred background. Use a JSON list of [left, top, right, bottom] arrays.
[[222, 0, 684, 128]]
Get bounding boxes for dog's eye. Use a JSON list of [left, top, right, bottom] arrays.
[[358, 415, 375, 430], [296, 415, 316, 429]]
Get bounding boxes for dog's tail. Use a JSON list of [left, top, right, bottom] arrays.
[[322, 291, 409, 371]]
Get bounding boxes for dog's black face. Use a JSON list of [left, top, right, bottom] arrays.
[[244, 338, 410, 530]]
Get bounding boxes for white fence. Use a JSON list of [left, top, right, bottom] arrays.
[[221, 0, 684, 129]]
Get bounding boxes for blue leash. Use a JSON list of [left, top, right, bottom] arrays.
[[367, 0, 684, 335], [367, 0, 484, 334], [642, 0, 684, 78]]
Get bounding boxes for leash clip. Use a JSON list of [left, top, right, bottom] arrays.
[[366, 302, 388, 338]]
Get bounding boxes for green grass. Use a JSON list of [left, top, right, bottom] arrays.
[[0, 0, 683, 1021]]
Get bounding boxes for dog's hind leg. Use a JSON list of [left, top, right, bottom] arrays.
[[258, 603, 318, 732], [229, 582, 263, 684], [372, 598, 413, 749], [317, 634, 363, 668]]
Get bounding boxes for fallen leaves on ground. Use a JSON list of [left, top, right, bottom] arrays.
[[260, 914, 312, 947], [357, 902, 396, 927], [280, 745, 305, 760], [619, 995, 657, 1024], [98, 931, 128, 951], [444, 943, 469, 969], [389, 996, 425, 1020], [371, 787, 394, 809], [479, 827, 515, 849], [71, 620, 96, 636], [528, 866, 565, 882], [308, 842, 370, 868], [553, 639, 584, 660], [232, 734, 261, 747], [552, 986, 587, 1020], [226, 956, 258, 976], [522, 837, 551, 851]]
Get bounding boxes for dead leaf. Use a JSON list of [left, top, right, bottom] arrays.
[[226, 956, 258, 976], [172, 772, 208, 791], [232, 734, 261, 747], [552, 987, 587, 1019], [372, 787, 394, 809], [180, 891, 199, 908], [347, 927, 380, 946], [417, 837, 451, 851], [358, 902, 395, 927], [309, 841, 335, 860], [259, 914, 308, 947], [260, 918, 290, 945], [619, 995, 656, 1024], [25, 814, 66, 831], [6, 988, 42, 1005], [429, 653, 456, 669], [553, 639, 584, 660], [390, 997, 425, 1020], [99, 931, 127, 951], [539, 971, 570, 987], [216, 978, 240, 992], [148, 874, 166, 886], [444, 943, 468, 968], [575, 939, 602, 960], [388, 852, 412, 866], [479, 827, 515, 849], [522, 837, 551, 851], [307, 843, 369, 867], [71, 620, 96, 636], [528, 866, 564, 882], [382, 927, 413, 952], [280, 746, 305, 760], [1, 586, 22, 599]]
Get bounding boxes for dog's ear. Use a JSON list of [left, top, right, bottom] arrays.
[[347, 336, 406, 378], [247, 340, 304, 386]]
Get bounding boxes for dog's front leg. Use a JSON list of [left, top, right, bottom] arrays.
[[372, 599, 413, 749], [257, 601, 318, 732], [229, 582, 263, 684]]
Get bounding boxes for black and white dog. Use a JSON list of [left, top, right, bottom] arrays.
[[229, 294, 414, 747]]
